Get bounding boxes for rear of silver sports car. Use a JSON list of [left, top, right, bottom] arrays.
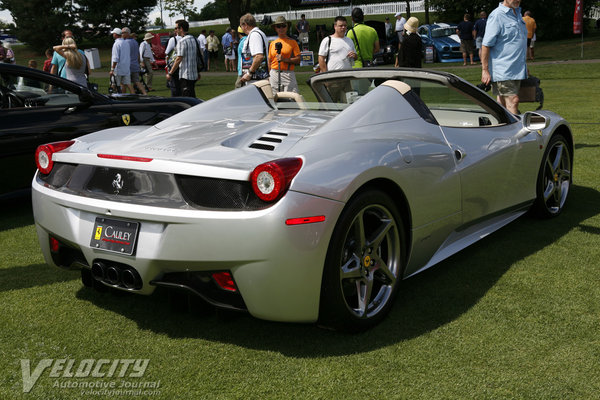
[[31, 149, 344, 323]]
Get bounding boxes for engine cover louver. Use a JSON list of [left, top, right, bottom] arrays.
[[249, 131, 289, 151]]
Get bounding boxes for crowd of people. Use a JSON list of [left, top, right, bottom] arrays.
[[6, 1, 536, 113]]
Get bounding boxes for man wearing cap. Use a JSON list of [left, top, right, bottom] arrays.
[[268, 16, 301, 95], [395, 12, 406, 48], [140, 33, 156, 91], [122, 27, 146, 95], [235, 26, 248, 88], [109, 28, 133, 93], [347, 7, 379, 68], [239, 13, 269, 85]]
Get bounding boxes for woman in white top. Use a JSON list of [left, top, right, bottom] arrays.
[[53, 38, 88, 87]]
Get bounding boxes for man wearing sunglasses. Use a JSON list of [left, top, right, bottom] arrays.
[[268, 16, 301, 94]]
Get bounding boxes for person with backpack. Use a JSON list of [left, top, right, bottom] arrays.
[[317, 16, 356, 73], [239, 13, 269, 85]]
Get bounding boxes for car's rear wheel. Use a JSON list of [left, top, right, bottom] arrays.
[[319, 190, 405, 332], [531, 134, 572, 218]]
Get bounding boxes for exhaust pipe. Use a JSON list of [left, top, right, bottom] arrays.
[[91, 262, 106, 281], [105, 266, 121, 285], [121, 268, 142, 289]]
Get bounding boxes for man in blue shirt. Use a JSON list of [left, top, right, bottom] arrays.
[[222, 28, 233, 72], [481, 0, 527, 114]]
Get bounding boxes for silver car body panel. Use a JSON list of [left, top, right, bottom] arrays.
[[32, 69, 571, 322]]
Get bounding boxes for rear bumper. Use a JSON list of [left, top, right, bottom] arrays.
[[32, 177, 344, 322]]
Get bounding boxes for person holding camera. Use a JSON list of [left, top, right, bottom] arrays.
[[347, 7, 379, 68], [268, 16, 301, 95], [239, 13, 269, 85]]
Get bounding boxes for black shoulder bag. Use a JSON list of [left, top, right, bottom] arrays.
[[351, 27, 374, 67]]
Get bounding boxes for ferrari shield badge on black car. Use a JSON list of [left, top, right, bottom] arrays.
[[122, 114, 131, 125]]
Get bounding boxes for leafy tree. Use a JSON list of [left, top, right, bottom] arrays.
[[164, 0, 197, 20], [225, 0, 252, 33], [196, 0, 229, 21], [76, 0, 156, 37], [428, 0, 597, 40], [0, 19, 15, 32], [0, 0, 75, 53]]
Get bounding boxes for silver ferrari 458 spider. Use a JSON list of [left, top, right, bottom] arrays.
[[32, 69, 573, 331]]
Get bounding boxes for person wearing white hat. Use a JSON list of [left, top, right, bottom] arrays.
[[396, 17, 422, 68], [110, 27, 134, 93], [140, 33, 156, 90], [394, 12, 406, 47]]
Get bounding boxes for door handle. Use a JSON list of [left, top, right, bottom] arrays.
[[64, 106, 77, 114]]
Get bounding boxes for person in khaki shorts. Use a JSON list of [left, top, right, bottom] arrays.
[[481, 0, 527, 114], [456, 13, 475, 65]]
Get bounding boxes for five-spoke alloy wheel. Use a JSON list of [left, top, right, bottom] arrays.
[[532, 134, 572, 218], [319, 190, 405, 332]]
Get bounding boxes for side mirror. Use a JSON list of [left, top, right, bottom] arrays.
[[523, 111, 549, 130], [515, 111, 549, 139]]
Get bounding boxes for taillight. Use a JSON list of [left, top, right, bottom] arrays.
[[250, 158, 303, 202], [35, 141, 75, 175], [212, 272, 237, 292]]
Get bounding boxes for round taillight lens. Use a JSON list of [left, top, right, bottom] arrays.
[[35, 141, 75, 175], [250, 158, 302, 202], [36, 145, 52, 174]]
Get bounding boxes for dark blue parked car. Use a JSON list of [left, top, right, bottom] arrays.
[[418, 23, 479, 63]]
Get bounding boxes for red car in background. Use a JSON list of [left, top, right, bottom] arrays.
[[150, 32, 171, 69]]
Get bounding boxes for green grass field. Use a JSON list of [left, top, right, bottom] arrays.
[[2, 40, 600, 399]]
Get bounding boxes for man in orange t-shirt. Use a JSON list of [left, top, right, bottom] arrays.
[[522, 10, 536, 61], [268, 16, 301, 95]]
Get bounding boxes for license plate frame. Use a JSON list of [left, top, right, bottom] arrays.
[[90, 217, 139, 255]]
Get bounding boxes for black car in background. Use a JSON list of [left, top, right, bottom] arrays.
[[0, 64, 201, 198], [364, 20, 397, 66]]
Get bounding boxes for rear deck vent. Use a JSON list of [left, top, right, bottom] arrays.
[[249, 143, 276, 151], [249, 131, 289, 151], [259, 137, 282, 143]]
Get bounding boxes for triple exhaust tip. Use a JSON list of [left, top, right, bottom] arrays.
[[91, 261, 142, 289]]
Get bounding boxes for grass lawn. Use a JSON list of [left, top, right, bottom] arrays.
[[2, 41, 600, 399]]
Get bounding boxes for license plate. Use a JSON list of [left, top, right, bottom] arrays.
[[90, 217, 139, 255]]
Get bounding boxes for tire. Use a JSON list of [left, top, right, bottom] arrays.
[[319, 190, 406, 332], [531, 134, 572, 218]]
